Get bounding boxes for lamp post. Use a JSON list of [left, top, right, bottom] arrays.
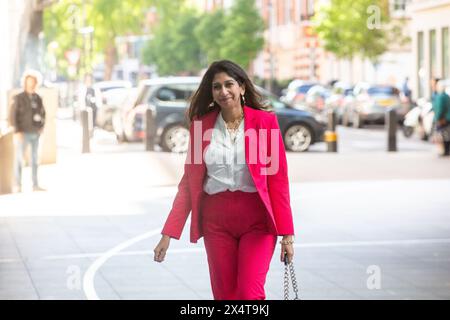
[[79, 26, 94, 76]]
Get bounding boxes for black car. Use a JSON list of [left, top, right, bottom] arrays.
[[113, 77, 326, 152]]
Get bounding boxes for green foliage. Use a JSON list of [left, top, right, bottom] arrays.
[[142, 0, 264, 75], [44, 0, 154, 78], [313, 0, 391, 62], [142, 6, 202, 75], [219, 0, 265, 69], [194, 9, 226, 64]]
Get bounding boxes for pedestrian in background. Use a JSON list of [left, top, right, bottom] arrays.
[[9, 70, 46, 192], [430, 77, 440, 102], [432, 80, 450, 157], [154, 60, 295, 300]]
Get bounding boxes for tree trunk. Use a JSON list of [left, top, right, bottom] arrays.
[[104, 43, 116, 80]]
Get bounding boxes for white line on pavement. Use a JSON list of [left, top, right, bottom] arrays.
[[82, 228, 162, 300], [38, 237, 450, 263], [5, 235, 446, 300]]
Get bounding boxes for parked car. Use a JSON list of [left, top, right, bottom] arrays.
[[304, 84, 331, 113], [113, 77, 326, 153], [343, 83, 408, 128], [281, 79, 318, 108], [97, 87, 135, 131], [111, 87, 139, 141], [113, 77, 199, 152], [93, 80, 132, 106], [325, 82, 354, 123], [259, 87, 326, 152]]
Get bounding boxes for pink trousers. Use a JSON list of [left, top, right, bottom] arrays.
[[201, 190, 277, 300]]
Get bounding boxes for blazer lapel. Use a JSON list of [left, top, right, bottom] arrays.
[[244, 105, 257, 177], [190, 109, 219, 191]]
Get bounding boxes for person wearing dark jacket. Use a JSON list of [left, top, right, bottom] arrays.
[[9, 70, 46, 192], [432, 80, 450, 156]]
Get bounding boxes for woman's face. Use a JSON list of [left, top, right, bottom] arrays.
[[211, 72, 245, 110]]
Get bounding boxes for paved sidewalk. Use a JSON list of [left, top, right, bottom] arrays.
[[1, 115, 449, 300]]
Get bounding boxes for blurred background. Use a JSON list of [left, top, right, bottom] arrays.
[[0, 0, 449, 300]]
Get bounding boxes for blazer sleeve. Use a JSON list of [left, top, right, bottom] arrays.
[[39, 96, 46, 129], [267, 113, 295, 236], [160, 125, 193, 239]]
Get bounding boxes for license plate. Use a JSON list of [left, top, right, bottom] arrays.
[[378, 99, 395, 106]]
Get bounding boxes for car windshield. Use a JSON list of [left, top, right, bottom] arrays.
[[344, 88, 354, 96], [101, 86, 128, 93], [368, 86, 399, 96], [257, 88, 289, 109], [297, 84, 315, 94]]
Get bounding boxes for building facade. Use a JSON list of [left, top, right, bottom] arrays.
[[254, 0, 321, 82], [410, 0, 450, 99], [198, 0, 414, 90]]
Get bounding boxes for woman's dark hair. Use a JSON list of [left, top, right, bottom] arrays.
[[187, 60, 266, 122]]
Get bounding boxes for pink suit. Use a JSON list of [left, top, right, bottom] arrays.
[[161, 105, 295, 299]]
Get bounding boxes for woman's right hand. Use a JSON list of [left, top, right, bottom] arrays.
[[153, 235, 171, 263]]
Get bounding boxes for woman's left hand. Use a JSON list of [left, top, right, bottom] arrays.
[[280, 235, 294, 264]]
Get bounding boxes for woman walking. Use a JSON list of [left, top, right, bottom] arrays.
[[154, 60, 295, 300]]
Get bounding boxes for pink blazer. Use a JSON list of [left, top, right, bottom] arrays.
[[161, 105, 295, 243]]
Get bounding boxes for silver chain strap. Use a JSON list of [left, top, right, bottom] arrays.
[[283, 255, 299, 300]]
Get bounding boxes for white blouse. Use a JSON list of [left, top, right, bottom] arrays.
[[203, 112, 257, 195]]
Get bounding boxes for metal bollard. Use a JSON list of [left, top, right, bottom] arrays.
[[145, 107, 156, 151], [81, 109, 91, 153], [325, 109, 338, 152], [387, 108, 397, 152]]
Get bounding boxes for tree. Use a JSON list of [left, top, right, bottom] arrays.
[[142, 7, 202, 75], [44, 0, 154, 80], [194, 9, 226, 64], [219, 0, 265, 70], [313, 0, 390, 63], [142, 0, 266, 75]]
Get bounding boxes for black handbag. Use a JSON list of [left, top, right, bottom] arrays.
[[283, 254, 300, 300]]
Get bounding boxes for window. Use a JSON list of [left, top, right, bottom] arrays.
[[430, 29, 437, 78], [443, 27, 449, 79], [152, 84, 197, 103], [300, 0, 313, 21], [418, 31, 425, 97], [285, 0, 291, 25], [368, 86, 399, 96], [307, 0, 314, 16], [392, 0, 411, 12]]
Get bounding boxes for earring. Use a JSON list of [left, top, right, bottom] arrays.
[[241, 94, 246, 105], [209, 101, 215, 108]]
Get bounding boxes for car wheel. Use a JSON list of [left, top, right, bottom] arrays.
[[342, 111, 351, 127], [283, 124, 313, 152], [161, 124, 190, 153], [116, 131, 127, 143]]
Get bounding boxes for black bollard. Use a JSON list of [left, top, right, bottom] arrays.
[[81, 109, 91, 153], [145, 107, 156, 151], [387, 108, 397, 152], [325, 109, 338, 152]]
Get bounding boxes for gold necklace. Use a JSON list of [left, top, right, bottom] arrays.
[[224, 111, 244, 131]]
